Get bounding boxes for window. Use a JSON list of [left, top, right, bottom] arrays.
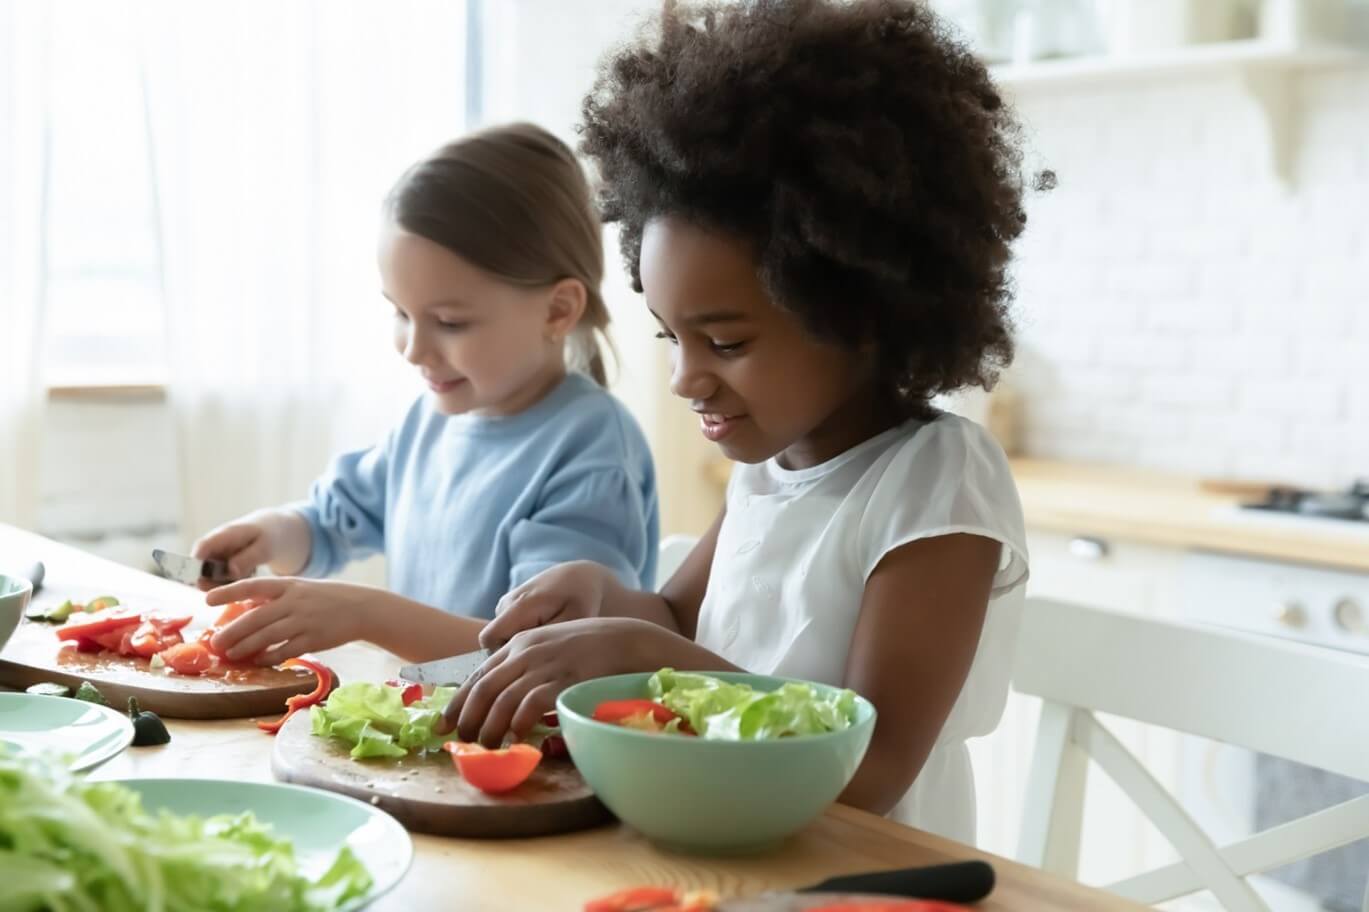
[[43, 1, 166, 389]]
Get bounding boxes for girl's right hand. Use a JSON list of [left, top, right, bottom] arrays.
[[480, 560, 613, 650], [191, 509, 310, 591]]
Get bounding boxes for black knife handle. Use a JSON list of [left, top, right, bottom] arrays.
[[802, 861, 995, 903], [200, 558, 234, 584]]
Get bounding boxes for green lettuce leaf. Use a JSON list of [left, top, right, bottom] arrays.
[[0, 747, 372, 912], [647, 668, 857, 740], [309, 682, 457, 759]]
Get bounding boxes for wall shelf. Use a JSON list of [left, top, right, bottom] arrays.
[[990, 39, 1361, 89], [990, 39, 1367, 188]]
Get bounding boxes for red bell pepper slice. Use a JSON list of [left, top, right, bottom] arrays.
[[384, 678, 423, 706], [592, 699, 679, 727], [584, 886, 687, 912], [257, 657, 336, 734], [56, 610, 141, 641], [583, 887, 717, 912], [442, 741, 542, 794]]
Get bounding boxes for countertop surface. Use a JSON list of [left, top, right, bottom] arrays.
[[1011, 459, 1369, 573]]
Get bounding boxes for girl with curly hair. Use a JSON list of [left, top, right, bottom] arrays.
[[443, 0, 1032, 842]]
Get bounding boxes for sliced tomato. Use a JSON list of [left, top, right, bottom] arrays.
[[385, 678, 423, 706], [200, 599, 261, 657], [212, 599, 259, 627], [73, 636, 104, 654], [55, 610, 141, 642], [116, 627, 139, 656], [158, 641, 216, 675], [129, 620, 186, 658], [91, 628, 130, 653], [145, 614, 192, 634], [442, 741, 542, 794]]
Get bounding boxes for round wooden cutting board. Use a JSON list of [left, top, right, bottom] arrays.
[[0, 582, 317, 719], [271, 709, 612, 838]]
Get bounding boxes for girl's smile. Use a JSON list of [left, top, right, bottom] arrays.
[[695, 410, 749, 443]]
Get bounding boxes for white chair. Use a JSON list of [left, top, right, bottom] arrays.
[[1014, 597, 1369, 911], [656, 534, 699, 590]]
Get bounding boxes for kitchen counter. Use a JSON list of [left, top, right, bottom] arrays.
[[1011, 459, 1369, 573], [1, 523, 1144, 911]]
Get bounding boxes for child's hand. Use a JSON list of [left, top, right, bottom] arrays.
[[191, 509, 311, 591], [203, 578, 369, 666], [441, 617, 671, 747], [479, 560, 613, 650]]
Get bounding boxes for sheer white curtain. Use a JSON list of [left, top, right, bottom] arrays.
[[133, 1, 469, 544], [0, 1, 48, 529]]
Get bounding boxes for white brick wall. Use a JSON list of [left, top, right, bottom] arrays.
[[1009, 65, 1369, 488]]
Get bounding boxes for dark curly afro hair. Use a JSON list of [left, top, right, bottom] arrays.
[[580, 0, 1034, 413]]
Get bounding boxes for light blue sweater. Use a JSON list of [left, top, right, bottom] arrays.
[[294, 373, 658, 619]]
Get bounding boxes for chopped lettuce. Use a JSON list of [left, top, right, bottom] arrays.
[[647, 668, 858, 740], [310, 682, 458, 759], [0, 747, 371, 912]]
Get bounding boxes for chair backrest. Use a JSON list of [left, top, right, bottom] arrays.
[[1014, 597, 1369, 912], [657, 534, 699, 591]]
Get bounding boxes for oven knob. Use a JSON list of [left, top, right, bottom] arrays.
[[1333, 598, 1366, 635], [1271, 600, 1307, 628]]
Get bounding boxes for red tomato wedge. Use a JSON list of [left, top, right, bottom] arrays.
[[129, 615, 193, 658], [384, 678, 423, 706], [200, 599, 261, 657], [442, 741, 542, 794], [158, 641, 216, 675]]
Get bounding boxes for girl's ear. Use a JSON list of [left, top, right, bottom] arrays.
[[545, 278, 588, 341]]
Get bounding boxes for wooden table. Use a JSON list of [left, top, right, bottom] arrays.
[[1, 525, 1147, 910]]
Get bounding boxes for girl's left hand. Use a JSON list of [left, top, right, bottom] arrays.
[[439, 617, 676, 747], [204, 578, 369, 665]]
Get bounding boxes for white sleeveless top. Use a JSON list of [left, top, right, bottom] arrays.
[[694, 413, 1029, 844]]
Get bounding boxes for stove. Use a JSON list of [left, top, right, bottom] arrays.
[[1241, 480, 1369, 522]]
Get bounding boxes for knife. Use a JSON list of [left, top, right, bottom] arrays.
[[398, 649, 491, 686], [795, 860, 994, 901], [591, 861, 995, 910], [151, 548, 235, 587]]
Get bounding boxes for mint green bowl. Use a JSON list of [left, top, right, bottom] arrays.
[[0, 573, 32, 652], [556, 672, 876, 855]]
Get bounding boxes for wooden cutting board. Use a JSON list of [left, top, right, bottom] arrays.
[[0, 580, 316, 719], [271, 709, 612, 838]]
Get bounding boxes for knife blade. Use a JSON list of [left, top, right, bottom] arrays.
[[151, 548, 234, 587], [398, 649, 490, 686]]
